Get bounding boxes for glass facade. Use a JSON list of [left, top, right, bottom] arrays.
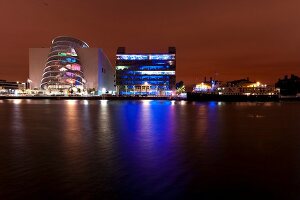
[[40, 36, 89, 94], [115, 47, 176, 96]]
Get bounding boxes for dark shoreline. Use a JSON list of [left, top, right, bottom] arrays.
[[0, 94, 300, 102], [187, 93, 300, 102], [0, 96, 178, 100]]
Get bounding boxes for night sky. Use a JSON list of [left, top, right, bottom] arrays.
[[1, 0, 300, 85]]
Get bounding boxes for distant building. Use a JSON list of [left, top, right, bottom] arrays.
[[0, 80, 25, 94], [275, 74, 300, 96], [193, 77, 220, 93], [0, 80, 19, 90], [29, 36, 115, 95], [218, 78, 277, 95], [193, 77, 277, 95], [115, 47, 176, 96]]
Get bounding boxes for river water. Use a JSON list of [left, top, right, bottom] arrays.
[[0, 100, 300, 199]]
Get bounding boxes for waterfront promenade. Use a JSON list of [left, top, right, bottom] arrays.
[[0, 95, 180, 101], [1, 94, 299, 101]]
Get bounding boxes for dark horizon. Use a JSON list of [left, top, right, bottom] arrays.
[[1, 0, 300, 85]]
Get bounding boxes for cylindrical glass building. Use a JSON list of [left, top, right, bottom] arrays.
[[40, 36, 89, 94]]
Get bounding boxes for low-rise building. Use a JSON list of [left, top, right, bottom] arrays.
[[217, 79, 277, 95], [193, 78, 278, 95]]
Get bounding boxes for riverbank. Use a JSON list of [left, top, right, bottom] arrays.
[[187, 93, 280, 102], [1, 94, 299, 101], [0, 96, 180, 100], [187, 92, 300, 102]]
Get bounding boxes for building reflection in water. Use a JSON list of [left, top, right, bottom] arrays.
[[62, 99, 117, 195], [62, 100, 82, 153], [10, 99, 26, 158], [0, 100, 299, 198], [0, 100, 221, 198], [97, 99, 115, 168], [10, 99, 24, 132], [4, 99, 30, 194], [61, 100, 89, 188], [113, 100, 185, 198]]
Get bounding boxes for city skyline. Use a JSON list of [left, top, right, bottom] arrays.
[[1, 0, 300, 85]]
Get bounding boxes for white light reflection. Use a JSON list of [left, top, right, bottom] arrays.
[[180, 100, 187, 105], [12, 99, 22, 104], [142, 100, 152, 106], [83, 100, 89, 105], [66, 100, 77, 105], [62, 98, 85, 173], [100, 100, 108, 105]]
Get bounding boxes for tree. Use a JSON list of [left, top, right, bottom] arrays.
[[176, 81, 184, 89], [87, 88, 96, 95], [176, 81, 185, 94]]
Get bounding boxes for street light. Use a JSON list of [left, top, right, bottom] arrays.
[[27, 78, 32, 90], [125, 85, 128, 96], [102, 87, 106, 95]]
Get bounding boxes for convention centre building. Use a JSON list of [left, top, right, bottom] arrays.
[[29, 36, 115, 95]]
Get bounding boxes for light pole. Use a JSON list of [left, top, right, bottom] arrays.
[[133, 85, 135, 96], [27, 78, 32, 90], [125, 85, 128, 96]]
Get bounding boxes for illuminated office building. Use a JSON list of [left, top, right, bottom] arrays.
[[115, 47, 176, 96], [29, 36, 115, 95]]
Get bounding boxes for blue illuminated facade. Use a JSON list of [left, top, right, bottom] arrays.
[[116, 54, 175, 61], [115, 47, 176, 96]]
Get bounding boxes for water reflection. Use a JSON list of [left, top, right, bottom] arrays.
[[11, 99, 23, 105], [196, 104, 209, 136], [98, 99, 114, 153], [180, 100, 187, 105], [1, 100, 300, 199], [10, 100, 24, 133], [171, 100, 176, 105], [100, 100, 108, 105], [141, 99, 152, 105], [10, 100, 26, 163], [112, 100, 183, 198], [83, 100, 89, 105], [63, 100, 84, 163]]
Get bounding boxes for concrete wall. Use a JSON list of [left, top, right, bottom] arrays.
[[76, 48, 115, 93], [29, 48, 49, 89], [76, 48, 99, 90], [98, 49, 115, 93]]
